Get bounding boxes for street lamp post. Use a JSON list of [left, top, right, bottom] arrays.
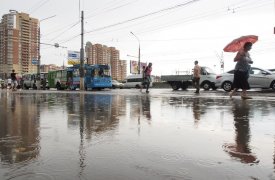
[[130, 32, 140, 74], [37, 15, 56, 90]]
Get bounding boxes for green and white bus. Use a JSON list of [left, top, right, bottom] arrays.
[[48, 69, 68, 90]]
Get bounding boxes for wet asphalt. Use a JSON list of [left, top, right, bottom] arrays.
[[0, 88, 275, 180]]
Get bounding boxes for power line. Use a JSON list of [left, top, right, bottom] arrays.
[[45, 0, 271, 47], [84, 0, 270, 41], [29, 0, 51, 14], [49, 21, 80, 42], [59, 34, 81, 44], [135, 0, 271, 35], [85, 0, 138, 18], [86, 0, 140, 20], [42, 20, 80, 38], [84, 0, 200, 35], [57, 0, 200, 45]]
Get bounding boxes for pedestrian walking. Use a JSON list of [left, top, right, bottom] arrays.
[[229, 42, 253, 99], [144, 63, 152, 93], [193, 60, 201, 94], [140, 66, 146, 92], [10, 69, 17, 91]]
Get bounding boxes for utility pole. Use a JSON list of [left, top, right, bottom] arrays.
[[37, 27, 41, 89], [130, 32, 141, 74], [80, 11, 85, 90]]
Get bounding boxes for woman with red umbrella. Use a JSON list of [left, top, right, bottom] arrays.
[[229, 42, 254, 99]]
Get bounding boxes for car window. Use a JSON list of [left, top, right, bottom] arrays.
[[227, 70, 234, 74], [250, 68, 262, 75], [203, 67, 215, 75]]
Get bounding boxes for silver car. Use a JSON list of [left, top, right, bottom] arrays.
[[268, 69, 275, 73], [111, 80, 124, 89], [216, 67, 275, 92]]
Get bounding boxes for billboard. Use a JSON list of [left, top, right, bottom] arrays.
[[130, 60, 147, 74], [68, 50, 80, 65]]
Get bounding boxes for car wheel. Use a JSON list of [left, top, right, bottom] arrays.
[[222, 81, 233, 92], [202, 81, 211, 91], [181, 82, 188, 90], [135, 84, 140, 89], [112, 85, 116, 89], [271, 81, 275, 90], [171, 82, 180, 90]]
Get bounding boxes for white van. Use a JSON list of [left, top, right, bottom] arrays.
[[123, 74, 153, 88]]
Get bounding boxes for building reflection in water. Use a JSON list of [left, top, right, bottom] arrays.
[[0, 93, 40, 164], [223, 100, 259, 164]]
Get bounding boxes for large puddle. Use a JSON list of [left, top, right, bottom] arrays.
[[0, 91, 275, 179]]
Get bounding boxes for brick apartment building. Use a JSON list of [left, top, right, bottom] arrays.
[[85, 42, 127, 81], [0, 10, 39, 79]]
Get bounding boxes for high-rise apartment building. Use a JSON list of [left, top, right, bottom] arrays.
[[0, 10, 39, 79], [85, 42, 127, 81]]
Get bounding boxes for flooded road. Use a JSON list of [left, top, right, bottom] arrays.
[[0, 89, 275, 180]]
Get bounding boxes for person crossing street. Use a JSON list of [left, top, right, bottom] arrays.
[[193, 60, 201, 94], [10, 69, 17, 91]]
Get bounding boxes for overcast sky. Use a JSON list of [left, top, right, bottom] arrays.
[[1, 0, 275, 75]]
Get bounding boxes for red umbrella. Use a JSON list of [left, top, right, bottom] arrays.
[[223, 35, 258, 52]]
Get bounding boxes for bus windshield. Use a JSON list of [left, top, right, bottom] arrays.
[[92, 65, 111, 77]]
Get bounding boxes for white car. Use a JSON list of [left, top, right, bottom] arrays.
[[123, 74, 153, 88], [268, 69, 275, 73], [111, 80, 124, 89], [216, 67, 275, 92]]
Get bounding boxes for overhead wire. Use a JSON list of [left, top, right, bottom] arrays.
[[85, 0, 137, 18], [59, 34, 81, 44], [48, 0, 139, 45], [85, 0, 140, 20], [42, 20, 81, 38], [48, 21, 80, 42], [84, 0, 200, 35], [88, 1, 263, 44], [57, 0, 200, 45], [29, 0, 51, 14], [49, 0, 258, 45], [43, 0, 273, 57], [83, 0, 269, 41], [136, 0, 271, 35]]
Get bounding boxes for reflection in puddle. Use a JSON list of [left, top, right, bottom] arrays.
[[0, 92, 275, 179], [223, 100, 259, 164]]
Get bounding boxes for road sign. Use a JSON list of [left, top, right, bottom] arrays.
[[32, 59, 38, 65]]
